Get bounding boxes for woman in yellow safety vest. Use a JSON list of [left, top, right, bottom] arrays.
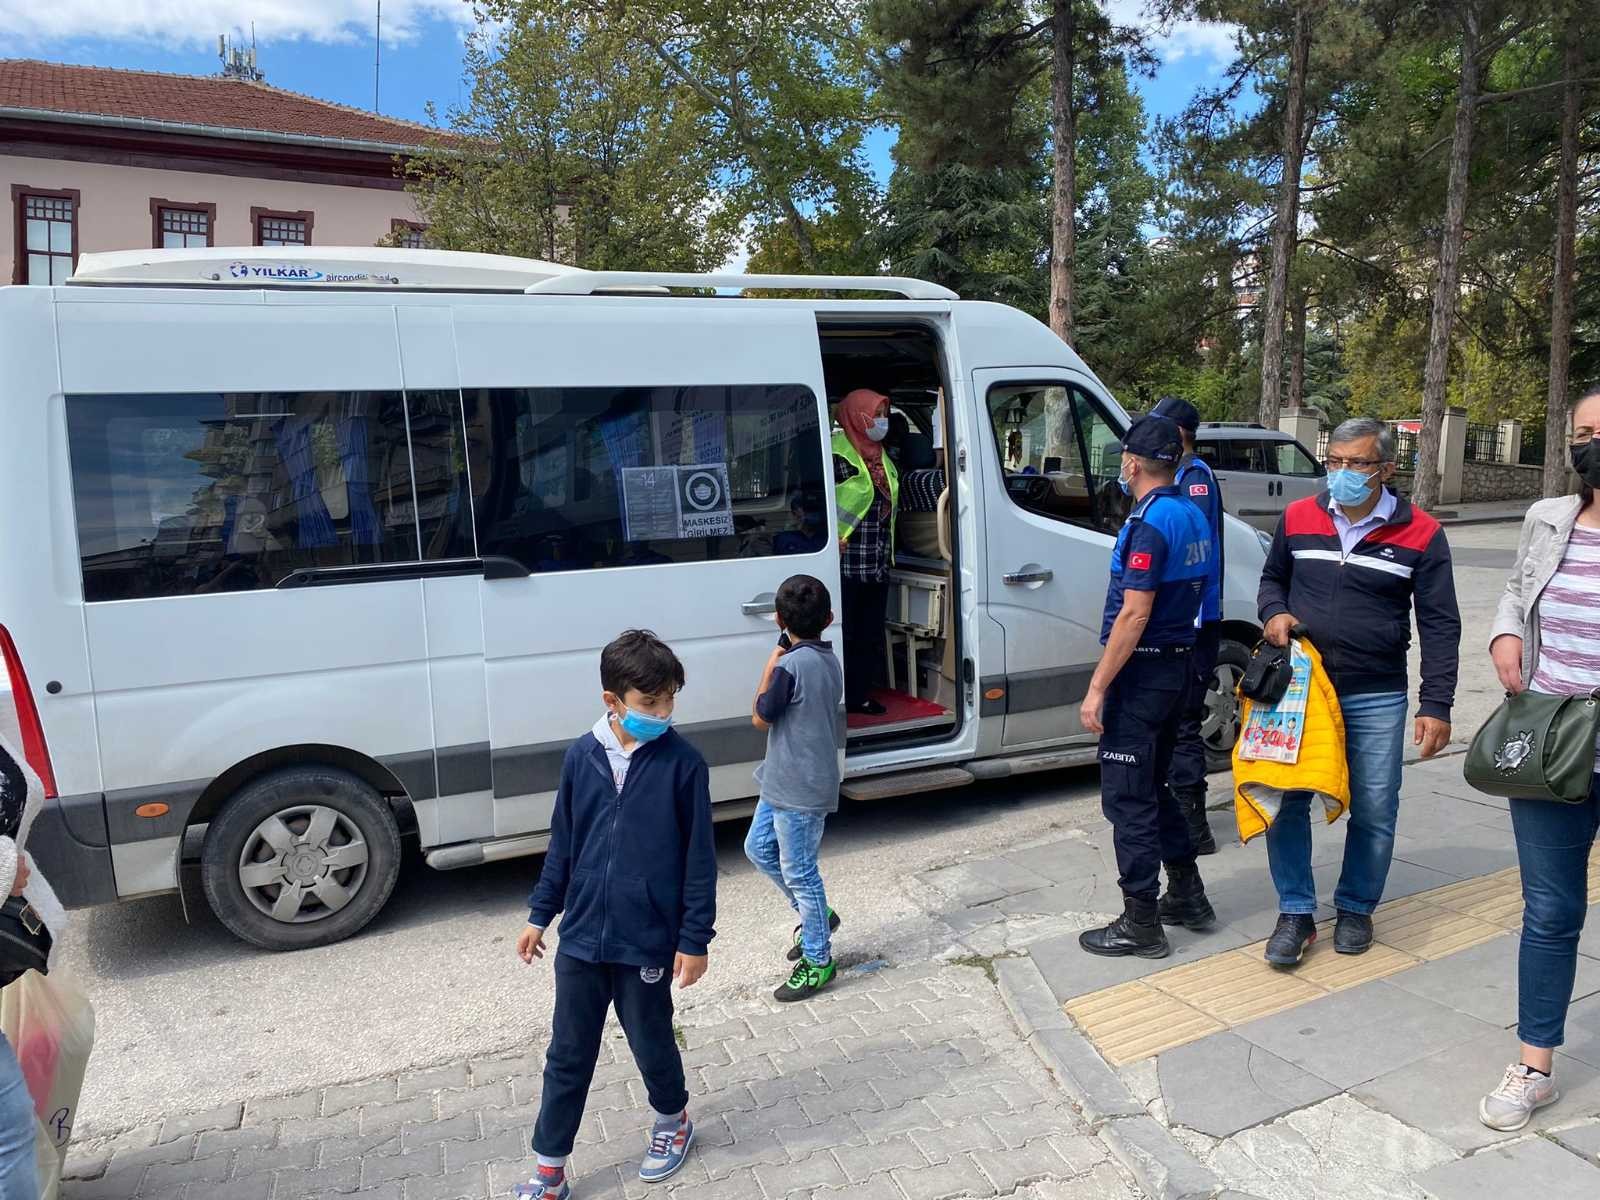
[[833, 388, 900, 715]]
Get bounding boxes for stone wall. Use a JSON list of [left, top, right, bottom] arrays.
[[1460, 460, 1546, 502]]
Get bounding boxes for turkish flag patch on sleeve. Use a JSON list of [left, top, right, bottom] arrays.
[[1128, 552, 1153, 571], [1189, 483, 1210, 497]]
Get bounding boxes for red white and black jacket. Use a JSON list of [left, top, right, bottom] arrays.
[[1257, 490, 1461, 721]]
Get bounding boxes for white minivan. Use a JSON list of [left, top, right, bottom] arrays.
[[1, 247, 1266, 950]]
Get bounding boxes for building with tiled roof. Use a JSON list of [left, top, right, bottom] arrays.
[[3, 59, 454, 284]]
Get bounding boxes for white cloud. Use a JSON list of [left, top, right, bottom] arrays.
[[1103, 0, 1239, 67], [0, 0, 475, 49]]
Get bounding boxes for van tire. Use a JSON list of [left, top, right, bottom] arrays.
[[200, 766, 402, 951], [1203, 638, 1251, 774]]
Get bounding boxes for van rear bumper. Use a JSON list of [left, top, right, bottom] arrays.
[[24, 793, 117, 907]]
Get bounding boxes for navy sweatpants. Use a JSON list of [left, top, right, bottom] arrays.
[[532, 953, 688, 1157]]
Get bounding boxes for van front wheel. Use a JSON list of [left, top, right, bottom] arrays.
[[1202, 638, 1251, 773], [200, 767, 402, 951]]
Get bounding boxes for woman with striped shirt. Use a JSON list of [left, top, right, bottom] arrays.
[[1482, 389, 1600, 1132]]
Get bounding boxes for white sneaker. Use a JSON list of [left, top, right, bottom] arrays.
[[1478, 1063, 1560, 1131]]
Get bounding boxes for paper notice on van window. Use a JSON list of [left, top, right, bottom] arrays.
[[621, 464, 734, 541], [1238, 639, 1311, 765]]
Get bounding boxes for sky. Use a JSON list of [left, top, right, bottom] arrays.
[[0, 1, 1241, 187]]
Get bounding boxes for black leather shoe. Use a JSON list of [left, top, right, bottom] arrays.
[[1264, 913, 1318, 967], [848, 699, 887, 716], [1180, 793, 1218, 856], [1334, 911, 1374, 955], [1080, 898, 1171, 959], [1157, 862, 1217, 930]]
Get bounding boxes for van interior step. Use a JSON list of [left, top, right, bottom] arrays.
[[840, 765, 976, 802]]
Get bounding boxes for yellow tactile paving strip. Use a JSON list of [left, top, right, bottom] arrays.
[[1065, 849, 1600, 1067]]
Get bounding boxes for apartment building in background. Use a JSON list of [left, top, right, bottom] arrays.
[[2, 58, 446, 285]]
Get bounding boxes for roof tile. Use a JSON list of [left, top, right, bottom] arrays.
[[0, 59, 451, 150]]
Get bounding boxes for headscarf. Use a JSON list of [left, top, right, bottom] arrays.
[[839, 388, 891, 496]]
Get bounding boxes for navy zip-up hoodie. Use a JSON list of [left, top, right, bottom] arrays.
[[1258, 490, 1461, 720], [526, 728, 717, 968]]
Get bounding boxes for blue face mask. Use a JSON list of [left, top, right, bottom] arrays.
[[1118, 465, 1134, 497], [618, 706, 672, 742], [1326, 467, 1377, 506]]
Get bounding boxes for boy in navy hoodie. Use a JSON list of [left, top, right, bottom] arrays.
[[512, 630, 717, 1199]]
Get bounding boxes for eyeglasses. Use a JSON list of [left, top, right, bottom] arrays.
[[1325, 457, 1382, 471]]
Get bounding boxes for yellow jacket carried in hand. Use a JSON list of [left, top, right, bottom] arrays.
[[1232, 637, 1349, 844]]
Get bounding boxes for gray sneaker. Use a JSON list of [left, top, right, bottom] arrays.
[[1478, 1063, 1559, 1131]]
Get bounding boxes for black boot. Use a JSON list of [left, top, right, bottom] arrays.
[[1157, 861, 1217, 931], [1180, 792, 1218, 856], [1079, 897, 1171, 959]]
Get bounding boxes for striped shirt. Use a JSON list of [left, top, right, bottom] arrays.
[[1530, 525, 1600, 758]]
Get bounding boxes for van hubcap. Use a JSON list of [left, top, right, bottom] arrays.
[[1202, 662, 1243, 750], [238, 804, 370, 924]]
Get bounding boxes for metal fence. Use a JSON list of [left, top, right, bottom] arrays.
[[1464, 423, 1507, 463]]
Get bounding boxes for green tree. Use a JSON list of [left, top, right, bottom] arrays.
[[870, 0, 1051, 306], [402, 8, 736, 270]]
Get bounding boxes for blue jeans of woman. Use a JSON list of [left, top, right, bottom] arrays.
[[0, 1032, 37, 1200], [1265, 691, 1409, 915], [1511, 774, 1600, 1049], [744, 801, 832, 965]]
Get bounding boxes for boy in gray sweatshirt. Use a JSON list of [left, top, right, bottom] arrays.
[[747, 574, 846, 1001]]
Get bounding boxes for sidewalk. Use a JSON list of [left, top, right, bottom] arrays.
[[61, 957, 1143, 1200], [1431, 500, 1531, 526], [919, 753, 1600, 1198]]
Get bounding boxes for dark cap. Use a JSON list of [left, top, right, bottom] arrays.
[[1122, 415, 1183, 464], [1151, 395, 1200, 433]]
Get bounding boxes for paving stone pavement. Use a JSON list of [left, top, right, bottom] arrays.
[[59, 960, 1148, 1200], [925, 753, 1600, 1198]]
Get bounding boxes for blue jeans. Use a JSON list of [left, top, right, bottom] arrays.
[[1511, 775, 1600, 1049], [0, 1033, 37, 1200], [744, 801, 832, 965], [1266, 691, 1409, 916]]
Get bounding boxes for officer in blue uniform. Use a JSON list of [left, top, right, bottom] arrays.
[[1079, 415, 1218, 958], [1151, 396, 1225, 858]]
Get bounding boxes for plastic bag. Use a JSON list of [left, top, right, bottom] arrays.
[[0, 971, 94, 1167], [33, 1117, 61, 1200]]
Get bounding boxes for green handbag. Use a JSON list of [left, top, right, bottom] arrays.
[[1464, 688, 1600, 803]]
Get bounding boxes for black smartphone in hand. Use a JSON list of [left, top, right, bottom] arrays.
[[777, 630, 792, 651]]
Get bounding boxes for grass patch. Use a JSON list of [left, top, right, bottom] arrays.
[[947, 950, 1023, 984], [673, 1023, 687, 1050]]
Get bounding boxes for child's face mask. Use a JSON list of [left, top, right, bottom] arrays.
[[606, 689, 675, 742]]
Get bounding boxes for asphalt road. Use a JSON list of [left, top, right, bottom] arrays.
[[54, 520, 1522, 1138]]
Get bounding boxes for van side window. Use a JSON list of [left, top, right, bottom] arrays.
[[67, 392, 421, 601], [1275, 441, 1321, 477], [986, 384, 1124, 537], [462, 385, 827, 572]]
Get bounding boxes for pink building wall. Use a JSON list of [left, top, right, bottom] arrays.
[[3, 154, 422, 283]]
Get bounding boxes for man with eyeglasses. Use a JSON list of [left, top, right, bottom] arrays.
[[1255, 416, 1460, 968]]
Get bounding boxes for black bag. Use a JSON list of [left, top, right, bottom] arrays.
[[1240, 630, 1304, 705], [0, 894, 51, 988]]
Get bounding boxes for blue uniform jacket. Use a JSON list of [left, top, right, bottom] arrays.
[[527, 729, 717, 967], [1174, 455, 1224, 623], [1101, 485, 1213, 646]]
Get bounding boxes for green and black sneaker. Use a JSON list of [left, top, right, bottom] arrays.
[[774, 957, 837, 1003], [786, 909, 842, 962]]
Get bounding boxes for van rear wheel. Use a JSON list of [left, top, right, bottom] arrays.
[[1203, 638, 1250, 773], [200, 766, 402, 951]]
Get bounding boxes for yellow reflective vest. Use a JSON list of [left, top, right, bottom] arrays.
[[833, 431, 899, 553], [1232, 638, 1350, 844]]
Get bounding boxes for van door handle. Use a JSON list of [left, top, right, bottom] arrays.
[[1003, 568, 1053, 585], [741, 595, 777, 616]]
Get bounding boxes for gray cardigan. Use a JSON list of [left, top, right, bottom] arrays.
[[1490, 495, 1586, 685]]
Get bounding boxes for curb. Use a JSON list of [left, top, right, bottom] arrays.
[[995, 955, 1220, 1200], [1435, 513, 1526, 527]]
